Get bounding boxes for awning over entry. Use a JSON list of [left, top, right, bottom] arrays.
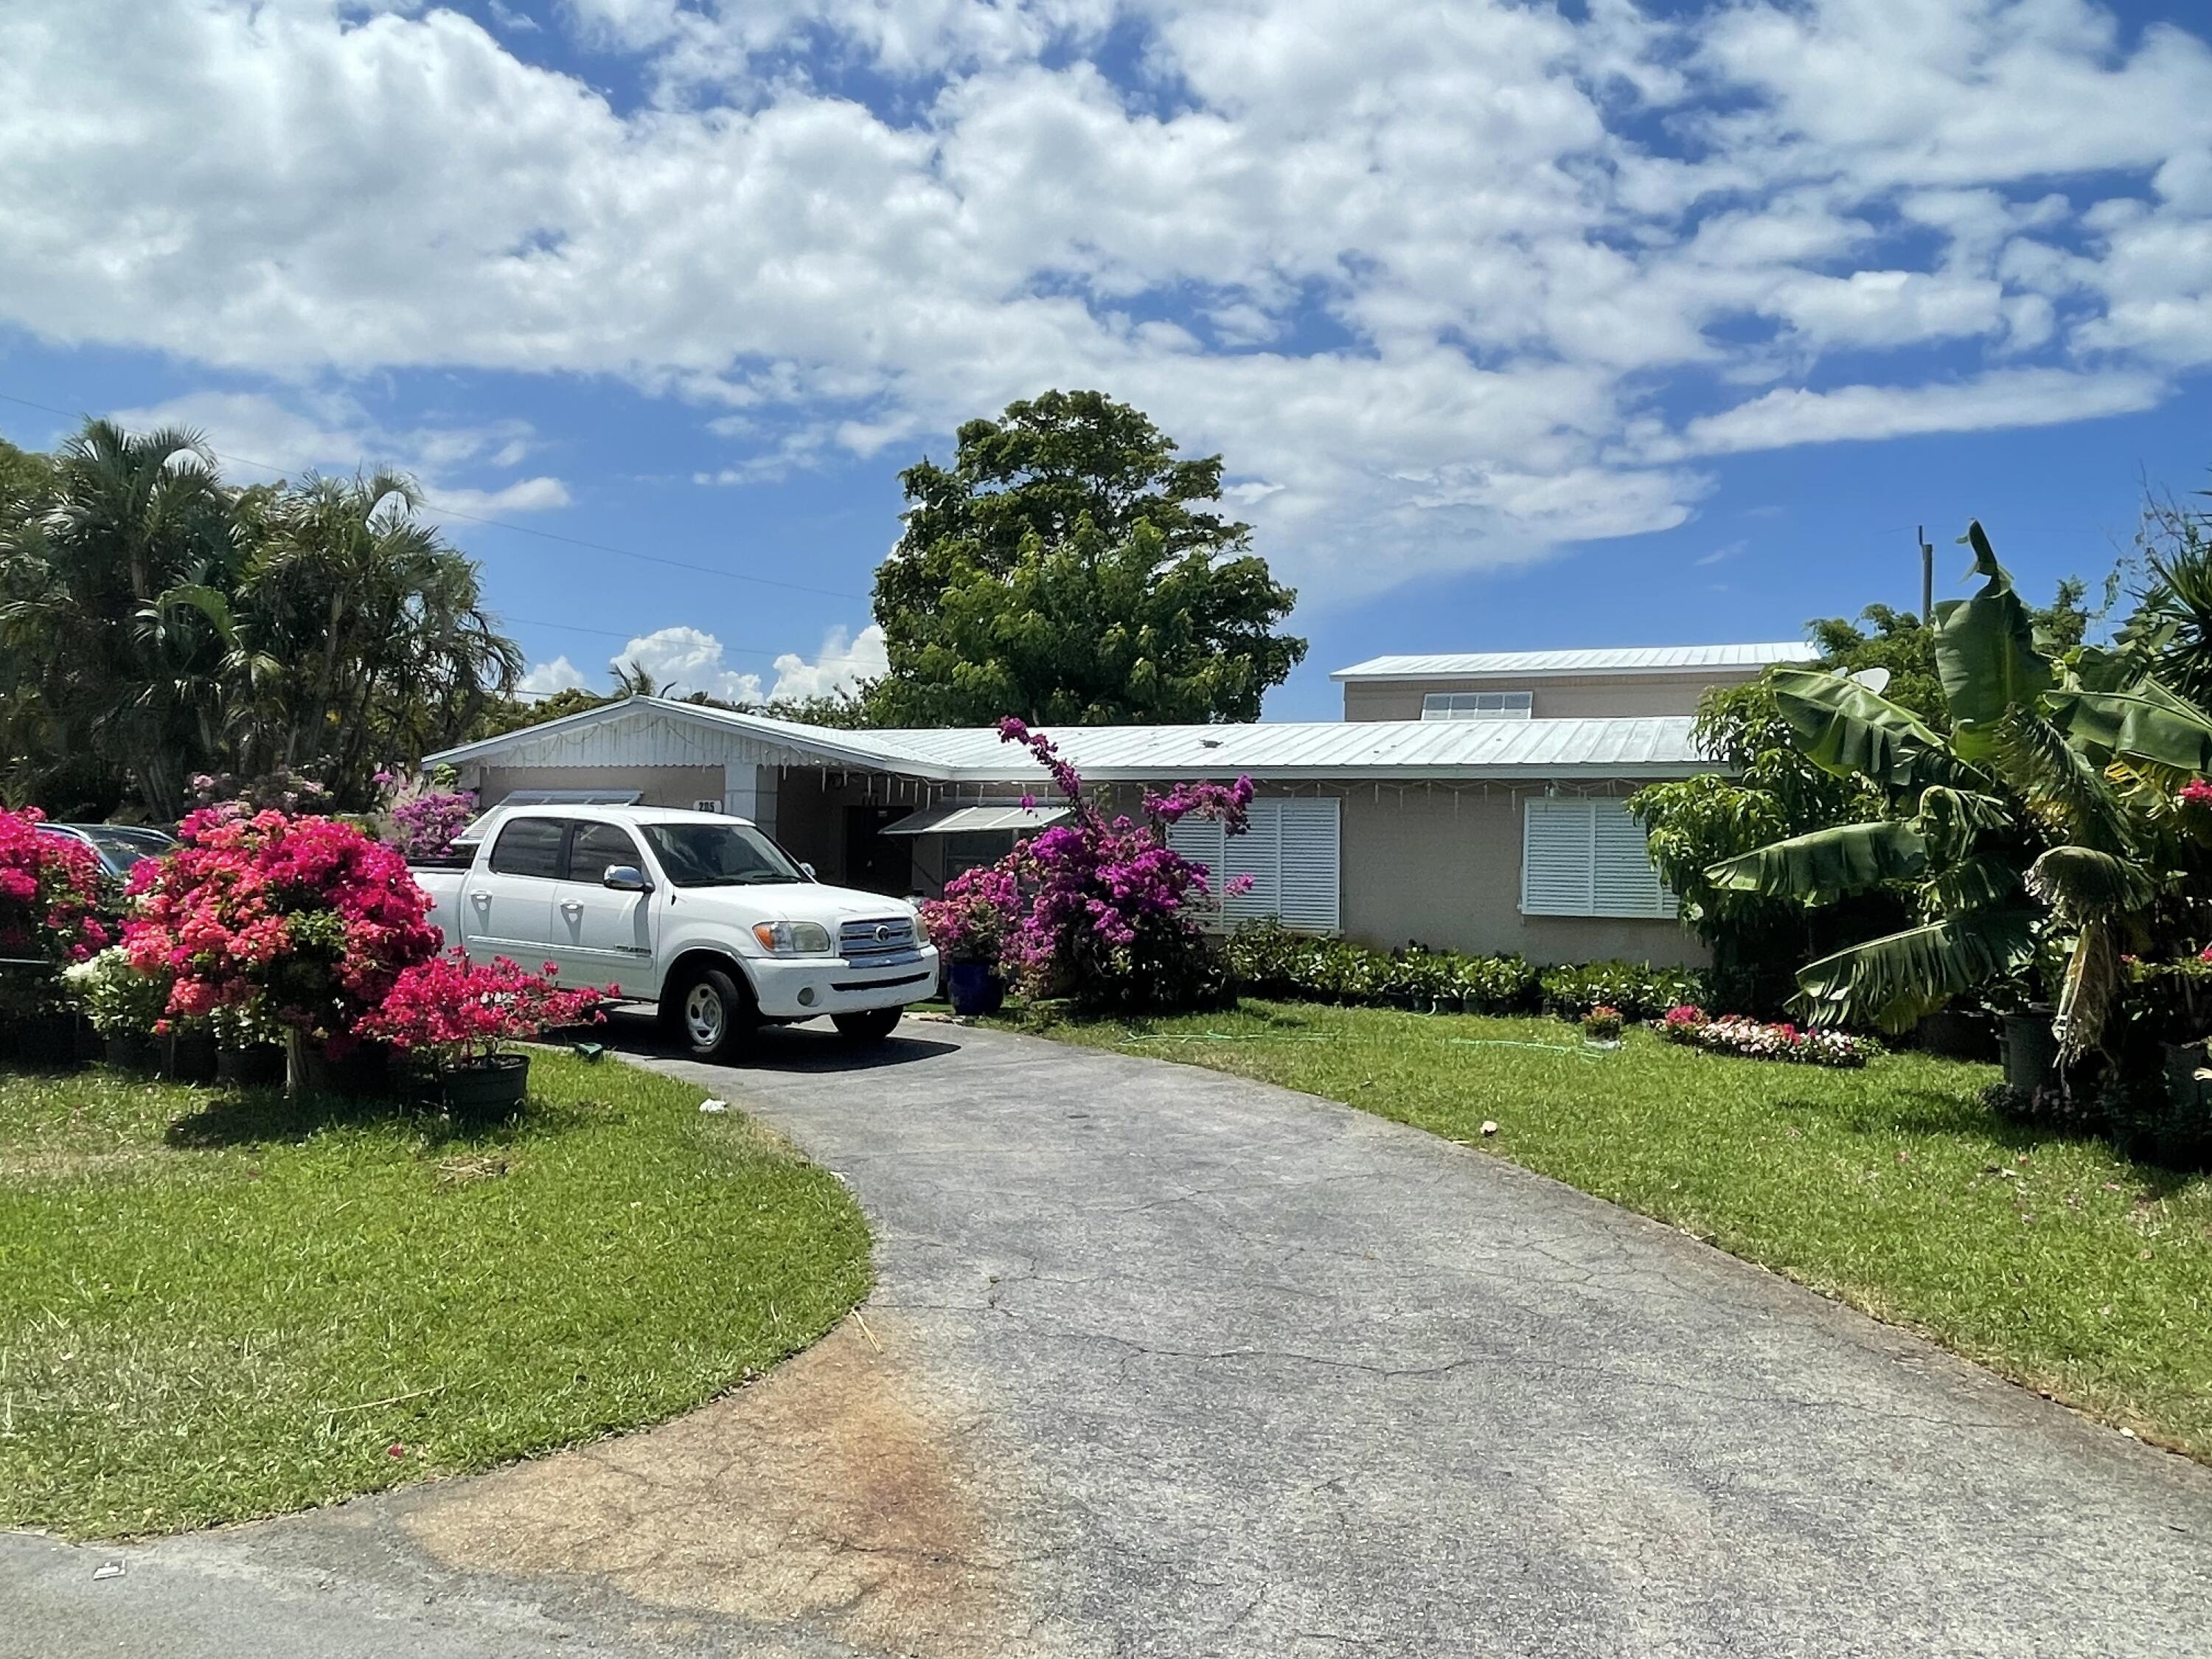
[[879, 802, 1071, 835]]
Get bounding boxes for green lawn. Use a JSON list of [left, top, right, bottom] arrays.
[[0, 1051, 870, 1539], [1018, 1000, 2212, 1460]]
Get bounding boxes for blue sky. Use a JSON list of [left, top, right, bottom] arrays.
[[4, 0, 2210, 721]]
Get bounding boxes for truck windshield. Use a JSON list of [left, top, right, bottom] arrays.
[[641, 822, 806, 888]]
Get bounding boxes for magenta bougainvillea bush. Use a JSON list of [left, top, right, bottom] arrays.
[[919, 719, 1255, 1012], [1660, 1004, 1872, 1068], [375, 768, 479, 861], [357, 950, 605, 1069], [123, 806, 442, 1044], [0, 807, 114, 1018]]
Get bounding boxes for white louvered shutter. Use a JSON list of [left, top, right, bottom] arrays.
[[1593, 799, 1678, 918], [1522, 797, 1676, 918], [1167, 798, 1340, 933], [1521, 798, 1593, 915]]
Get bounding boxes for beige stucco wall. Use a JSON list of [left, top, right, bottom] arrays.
[[1342, 669, 1765, 723], [1338, 785, 1707, 966], [475, 764, 728, 810]]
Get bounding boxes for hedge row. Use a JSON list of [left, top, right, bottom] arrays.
[[1223, 922, 1707, 1022]]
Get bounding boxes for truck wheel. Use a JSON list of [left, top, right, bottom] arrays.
[[831, 1008, 902, 1043], [672, 967, 751, 1061]]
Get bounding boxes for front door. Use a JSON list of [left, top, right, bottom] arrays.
[[844, 804, 914, 896], [551, 820, 658, 997]]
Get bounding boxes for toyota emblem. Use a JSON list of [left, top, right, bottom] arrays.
[[874, 924, 892, 942]]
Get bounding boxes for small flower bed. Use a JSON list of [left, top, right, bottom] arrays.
[[1659, 1004, 1874, 1068], [0, 808, 114, 1019], [357, 950, 607, 1071], [1582, 1005, 1624, 1043]]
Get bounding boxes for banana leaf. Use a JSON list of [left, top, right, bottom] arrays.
[[1769, 669, 1964, 792], [1795, 903, 2037, 1032], [1705, 819, 1927, 901], [1992, 706, 2132, 854], [1933, 523, 2052, 729], [2044, 678, 2212, 774], [2023, 845, 2159, 925], [1925, 853, 2021, 915]]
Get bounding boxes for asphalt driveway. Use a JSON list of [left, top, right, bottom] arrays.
[[5, 1015, 2210, 1658]]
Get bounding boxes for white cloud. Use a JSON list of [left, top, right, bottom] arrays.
[[766, 622, 888, 703], [2, 0, 2209, 603], [1655, 366, 2168, 461], [615, 625, 765, 704], [102, 390, 569, 523], [519, 654, 590, 695]]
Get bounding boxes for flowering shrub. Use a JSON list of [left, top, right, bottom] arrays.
[[356, 950, 606, 1068], [1582, 1005, 1624, 1042], [964, 719, 1254, 1012], [1659, 1004, 1873, 1068], [123, 807, 440, 1043], [375, 768, 479, 862], [0, 808, 114, 1018], [189, 770, 331, 815], [919, 860, 1020, 964], [62, 946, 170, 1037]]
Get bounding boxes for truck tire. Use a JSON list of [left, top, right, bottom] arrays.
[[831, 1007, 902, 1043], [671, 966, 751, 1061]]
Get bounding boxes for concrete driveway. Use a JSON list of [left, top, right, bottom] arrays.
[[5, 1016, 2211, 1658]]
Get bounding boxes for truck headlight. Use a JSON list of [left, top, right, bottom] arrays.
[[751, 920, 832, 956]]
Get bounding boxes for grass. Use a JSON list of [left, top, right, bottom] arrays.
[[0, 1049, 870, 1539], [1015, 999, 2212, 1461]]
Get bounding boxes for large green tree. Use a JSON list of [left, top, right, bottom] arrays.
[[868, 390, 1306, 726]]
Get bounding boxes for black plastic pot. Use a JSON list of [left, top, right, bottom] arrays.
[[103, 1032, 157, 1074], [161, 1029, 218, 1083], [2000, 1010, 2059, 1094], [1916, 1008, 2000, 1063], [442, 1053, 529, 1119], [216, 1043, 285, 1087]]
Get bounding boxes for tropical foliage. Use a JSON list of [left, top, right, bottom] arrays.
[[869, 391, 1307, 726], [0, 421, 520, 818], [1703, 523, 2212, 1072], [356, 950, 605, 1069]]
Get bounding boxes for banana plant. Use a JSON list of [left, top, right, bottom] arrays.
[[1707, 523, 2212, 1053]]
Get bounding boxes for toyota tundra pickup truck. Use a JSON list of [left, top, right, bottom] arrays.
[[412, 805, 937, 1059]]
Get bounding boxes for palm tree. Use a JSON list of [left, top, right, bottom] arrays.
[[0, 421, 240, 818], [228, 472, 521, 803], [1707, 524, 2212, 1059]]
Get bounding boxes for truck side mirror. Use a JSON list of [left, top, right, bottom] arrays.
[[799, 862, 818, 880], [602, 865, 652, 892]]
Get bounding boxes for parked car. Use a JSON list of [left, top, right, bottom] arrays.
[[36, 822, 178, 880], [412, 804, 938, 1059]]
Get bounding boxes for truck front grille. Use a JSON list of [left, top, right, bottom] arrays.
[[840, 917, 920, 962]]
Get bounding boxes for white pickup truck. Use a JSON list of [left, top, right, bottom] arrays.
[[413, 804, 938, 1059]]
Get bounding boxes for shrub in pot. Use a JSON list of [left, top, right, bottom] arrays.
[[61, 947, 169, 1071], [1581, 1005, 1624, 1048], [358, 950, 607, 1117], [920, 863, 1017, 1016], [0, 807, 114, 1058]]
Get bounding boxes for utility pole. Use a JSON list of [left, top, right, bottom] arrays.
[[1919, 525, 1934, 623]]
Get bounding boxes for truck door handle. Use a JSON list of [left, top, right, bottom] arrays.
[[471, 892, 491, 908], [560, 901, 583, 916]]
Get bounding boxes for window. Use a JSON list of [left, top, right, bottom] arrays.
[[489, 817, 566, 879], [640, 821, 805, 888], [1166, 797, 1340, 932], [567, 822, 643, 884], [943, 830, 1012, 884], [1520, 798, 1677, 919], [1422, 691, 1533, 720]]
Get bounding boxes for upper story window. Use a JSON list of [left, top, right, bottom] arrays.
[[1422, 690, 1533, 720]]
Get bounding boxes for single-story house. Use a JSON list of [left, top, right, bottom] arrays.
[[429, 641, 1807, 967]]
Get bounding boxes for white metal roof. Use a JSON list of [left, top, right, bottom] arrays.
[[1329, 641, 1809, 681], [880, 802, 1072, 835], [429, 697, 1707, 782]]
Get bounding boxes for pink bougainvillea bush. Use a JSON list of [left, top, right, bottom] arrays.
[[0, 807, 114, 1018], [1659, 1004, 1873, 1068], [942, 719, 1255, 1012], [123, 807, 441, 1045], [919, 860, 1020, 965], [357, 950, 607, 1070]]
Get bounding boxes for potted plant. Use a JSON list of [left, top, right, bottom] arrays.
[[921, 863, 1018, 1017], [358, 950, 606, 1118], [1582, 1004, 1624, 1050], [0, 807, 115, 1063], [62, 947, 169, 1071]]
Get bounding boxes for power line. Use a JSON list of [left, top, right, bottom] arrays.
[[0, 389, 872, 602]]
